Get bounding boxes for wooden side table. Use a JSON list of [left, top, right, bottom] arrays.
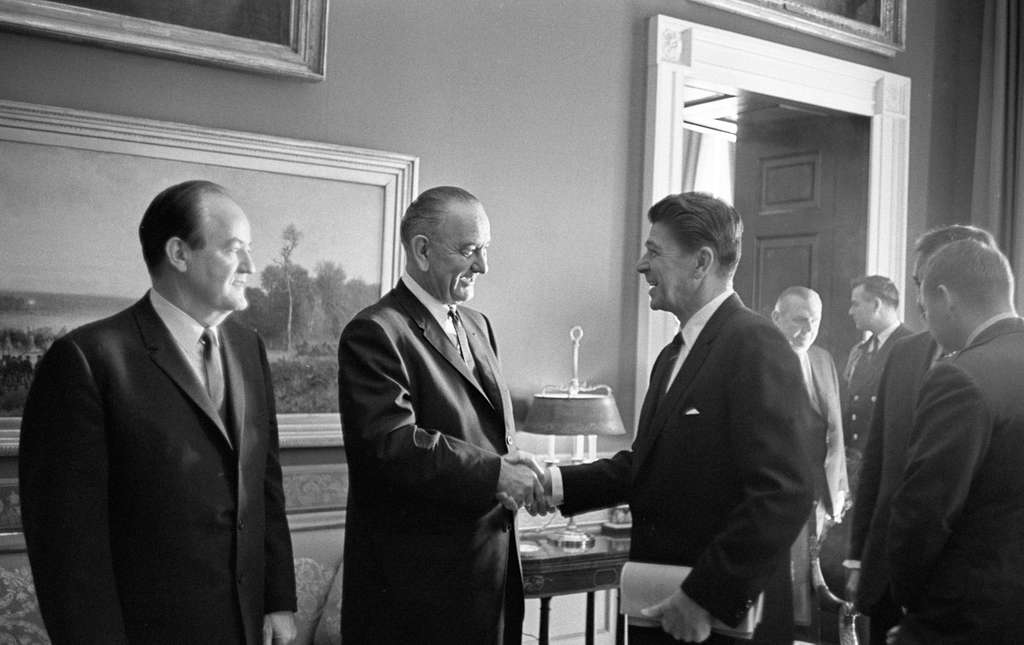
[[520, 528, 630, 645]]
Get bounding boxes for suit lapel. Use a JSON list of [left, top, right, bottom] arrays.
[[394, 282, 494, 407], [634, 295, 741, 471], [461, 313, 504, 411], [133, 298, 234, 450], [220, 326, 247, 450], [632, 336, 681, 474]]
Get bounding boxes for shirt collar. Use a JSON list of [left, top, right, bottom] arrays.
[[875, 321, 902, 347], [402, 272, 455, 332], [679, 289, 734, 349], [149, 288, 215, 350], [964, 312, 1019, 348]]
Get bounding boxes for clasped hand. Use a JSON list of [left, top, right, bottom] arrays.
[[496, 450, 554, 515], [641, 589, 713, 642]]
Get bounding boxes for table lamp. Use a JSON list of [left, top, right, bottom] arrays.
[[522, 326, 626, 549]]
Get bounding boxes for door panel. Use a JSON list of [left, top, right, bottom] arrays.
[[732, 113, 869, 359]]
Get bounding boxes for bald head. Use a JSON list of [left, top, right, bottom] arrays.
[[772, 286, 823, 352]]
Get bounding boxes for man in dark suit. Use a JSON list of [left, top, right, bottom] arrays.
[[842, 275, 911, 488], [19, 180, 297, 644], [846, 226, 994, 644], [540, 192, 813, 644], [771, 286, 848, 636], [337, 186, 541, 644], [772, 286, 848, 524], [887, 238, 1024, 643]]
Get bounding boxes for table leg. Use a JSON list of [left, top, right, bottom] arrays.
[[615, 592, 625, 645], [539, 596, 551, 645], [586, 591, 595, 645]]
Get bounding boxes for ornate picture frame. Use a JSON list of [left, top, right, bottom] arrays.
[[690, 0, 906, 56], [0, 0, 329, 80], [0, 100, 418, 452]]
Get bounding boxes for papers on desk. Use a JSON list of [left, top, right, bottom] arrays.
[[619, 561, 763, 640]]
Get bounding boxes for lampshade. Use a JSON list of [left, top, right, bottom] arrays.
[[522, 386, 626, 436]]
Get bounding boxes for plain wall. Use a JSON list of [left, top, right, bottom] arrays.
[[0, 0, 982, 449]]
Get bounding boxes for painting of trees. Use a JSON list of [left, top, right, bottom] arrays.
[[233, 223, 381, 412]]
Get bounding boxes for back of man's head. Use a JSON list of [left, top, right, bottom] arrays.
[[648, 192, 743, 276], [139, 180, 229, 275], [914, 224, 996, 280], [400, 186, 479, 249], [922, 239, 1014, 312]]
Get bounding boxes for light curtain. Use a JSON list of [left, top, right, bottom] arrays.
[[972, 0, 1024, 309]]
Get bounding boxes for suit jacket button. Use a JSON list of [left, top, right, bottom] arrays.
[[871, 395, 877, 402], [853, 395, 859, 402], [853, 433, 859, 441], [238, 520, 245, 531], [506, 436, 513, 445], [851, 414, 857, 421]]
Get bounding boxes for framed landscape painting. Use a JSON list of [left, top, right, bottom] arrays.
[[0, 0, 328, 79], [690, 0, 906, 56], [0, 100, 417, 450]]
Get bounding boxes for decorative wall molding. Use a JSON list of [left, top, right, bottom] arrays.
[[638, 16, 910, 420]]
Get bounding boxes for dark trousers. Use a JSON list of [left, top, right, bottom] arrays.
[[866, 586, 902, 645]]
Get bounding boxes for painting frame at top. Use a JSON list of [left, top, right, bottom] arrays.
[[690, 0, 905, 57], [0, 99, 417, 453], [0, 0, 329, 80]]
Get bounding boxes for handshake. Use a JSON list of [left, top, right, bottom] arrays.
[[496, 451, 556, 516]]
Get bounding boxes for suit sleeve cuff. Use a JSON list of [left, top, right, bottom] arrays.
[[549, 465, 564, 505]]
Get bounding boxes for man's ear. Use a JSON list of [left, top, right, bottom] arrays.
[[693, 246, 714, 278], [409, 235, 431, 272], [165, 237, 190, 274], [936, 284, 956, 312]]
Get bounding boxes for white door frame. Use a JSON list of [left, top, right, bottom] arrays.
[[636, 15, 910, 421]]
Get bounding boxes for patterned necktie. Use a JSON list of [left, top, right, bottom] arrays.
[[447, 306, 477, 373], [200, 327, 225, 415]]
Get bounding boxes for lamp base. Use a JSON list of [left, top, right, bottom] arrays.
[[551, 525, 595, 550]]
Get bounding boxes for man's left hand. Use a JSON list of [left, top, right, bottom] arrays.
[[263, 611, 297, 645], [641, 588, 713, 642]]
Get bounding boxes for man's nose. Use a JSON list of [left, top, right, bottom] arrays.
[[238, 249, 255, 274], [472, 248, 488, 274]]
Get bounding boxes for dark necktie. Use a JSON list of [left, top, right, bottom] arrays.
[[848, 334, 877, 389], [200, 327, 225, 416], [448, 306, 477, 373]]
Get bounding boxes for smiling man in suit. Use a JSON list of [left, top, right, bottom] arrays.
[[337, 186, 541, 644], [19, 180, 297, 644], [540, 192, 813, 644], [886, 238, 1024, 643]]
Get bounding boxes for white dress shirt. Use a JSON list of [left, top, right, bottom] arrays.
[[402, 273, 459, 345], [149, 289, 221, 391]]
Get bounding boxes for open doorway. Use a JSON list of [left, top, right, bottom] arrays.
[[679, 86, 871, 359]]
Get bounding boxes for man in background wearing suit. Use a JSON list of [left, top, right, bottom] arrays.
[[337, 186, 541, 644], [772, 286, 848, 635], [843, 275, 911, 490], [19, 180, 297, 644], [541, 192, 813, 644], [887, 238, 1024, 643], [846, 225, 994, 644]]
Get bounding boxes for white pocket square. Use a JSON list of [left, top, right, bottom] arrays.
[[684, 407, 700, 416]]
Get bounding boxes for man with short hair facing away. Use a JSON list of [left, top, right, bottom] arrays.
[[337, 186, 542, 645], [771, 287, 849, 635], [846, 225, 994, 645], [886, 239, 1024, 643], [19, 180, 297, 644], [539, 192, 814, 645], [843, 275, 912, 489]]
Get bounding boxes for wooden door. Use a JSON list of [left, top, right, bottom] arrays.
[[731, 112, 870, 359]]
